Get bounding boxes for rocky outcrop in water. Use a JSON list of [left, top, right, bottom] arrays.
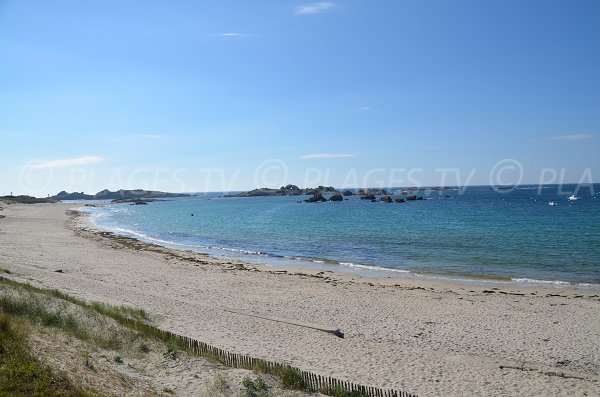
[[329, 193, 344, 202], [227, 185, 337, 198], [304, 192, 328, 203]]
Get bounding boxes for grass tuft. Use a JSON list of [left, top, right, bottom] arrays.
[[242, 376, 270, 397], [274, 366, 306, 390], [0, 313, 95, 396]]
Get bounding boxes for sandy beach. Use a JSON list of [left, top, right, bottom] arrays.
[[0, 202, 599, 396]]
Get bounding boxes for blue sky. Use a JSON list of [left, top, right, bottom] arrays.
[[1, 0, 599, 195]]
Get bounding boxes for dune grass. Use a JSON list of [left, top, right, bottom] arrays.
[[0, 275, 376, 397], [0, 313, 97, 396]]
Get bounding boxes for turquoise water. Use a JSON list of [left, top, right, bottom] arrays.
[[83, 184, 600, 285]]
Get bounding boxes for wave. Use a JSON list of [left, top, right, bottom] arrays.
[[511, 278, 572, 286]]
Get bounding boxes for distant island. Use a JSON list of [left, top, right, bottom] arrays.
[[52, 189, 190, 202], [224, 185, 339, 197], [224, 185, 438, 203], [225, 184, 453, 198], [0, 195, 57, 204]]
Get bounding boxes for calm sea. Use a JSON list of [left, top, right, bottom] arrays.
[[82, 184, 600, 285]]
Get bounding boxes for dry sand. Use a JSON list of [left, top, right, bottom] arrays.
[[0, 202, 599, 396]]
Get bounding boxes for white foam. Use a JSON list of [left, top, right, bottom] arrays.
[[343, 262, 411, 274], [511, 277, 571, 286]]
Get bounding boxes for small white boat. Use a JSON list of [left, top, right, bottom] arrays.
[[549, 201, 558, 206], [567, 194, 578, 201]]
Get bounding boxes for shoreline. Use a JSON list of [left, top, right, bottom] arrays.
[[1, 202, 599, 396], [82, 204, 600, 292]]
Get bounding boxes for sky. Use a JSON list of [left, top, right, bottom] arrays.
[[1, 0, 599, 195]]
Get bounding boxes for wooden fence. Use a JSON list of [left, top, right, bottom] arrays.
[[122, 318, 417, 397]]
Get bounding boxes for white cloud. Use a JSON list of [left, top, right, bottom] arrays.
[[300, 153, 355, 159], [547, 134, 595, 141], [213, 33, 246, 37], [295, 2, 336, 15], [26, 156, 104, 169]]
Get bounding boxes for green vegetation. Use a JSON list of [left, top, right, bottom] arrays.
[[0, 286, 139, 351], [138, 342, 150, 353], [0, 276, 149, 322], [0, 276, 376, 397], [242, 376, 270, 397], [0, 313, 96, 396], [275, 367, 305, 390]]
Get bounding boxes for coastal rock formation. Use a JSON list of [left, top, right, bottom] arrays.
[[395, 198, 406, 203], [228, 185, 337, 198], [358, 188, 388, 196], [304, 193, 328, 203], [342, 190, 354, 196], [52, 189, 189, 201], [112, 198, 159, 204], [380, 196, 394, 203], [406, 195, 418, 201], [360, 194, 376, 200], [329, 193, 344, 202]]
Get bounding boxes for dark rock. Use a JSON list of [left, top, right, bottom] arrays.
[[342, 190, 354, 196], [54, 269, 63, 273], [395, 198, 406, 203], [370, 199, 377, 202], [416, 196, 424, 200], [406, 195, 417, 201], [380, 196, 394, 203], [361, 194, 376, 200], [304, 192, 328, 203], [329, 193, 343, 202], [113, 198, 158, 204]]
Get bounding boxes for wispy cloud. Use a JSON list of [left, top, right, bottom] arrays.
[[26, 156, 104, 169], [295, 2, 336, 15], [212, 33, 247, 37], [300, 153, 355, 159], [547, 133, 595, 141]]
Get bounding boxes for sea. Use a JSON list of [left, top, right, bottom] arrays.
[[80, 184, 600, 286]]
